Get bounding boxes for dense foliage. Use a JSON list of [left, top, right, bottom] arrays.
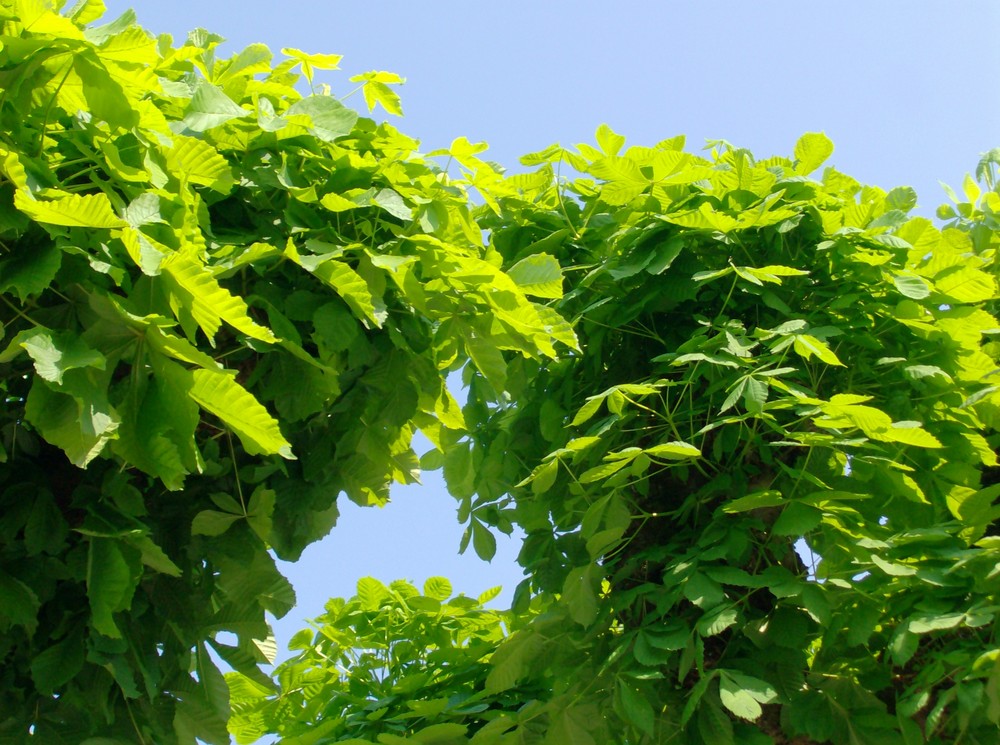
[[3, 3, 999, 745], [0, 2, 562, 742], [233, 137, 1000, 745], [228, 577, 545, 744], [454, 133, 1000, 744]]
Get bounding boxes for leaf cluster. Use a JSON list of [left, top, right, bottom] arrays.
[[227, 577, 546, 745], [442, 129, 1000, 744], [0, 2, 562, 742], [245, 131, 1000, 744]]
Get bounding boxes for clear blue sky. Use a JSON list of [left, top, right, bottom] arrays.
[[102, 0, 1000, 652]]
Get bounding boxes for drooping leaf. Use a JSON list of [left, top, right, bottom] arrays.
[[188, 369, 293, 458]]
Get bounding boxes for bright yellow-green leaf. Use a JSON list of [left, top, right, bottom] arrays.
[[188, 369, 293, 458], [165, 135, 235, 192], [281, 47, 342, 84], [645, 441, 701, 459], [794, 131, 834, 175], [884, 421, 943, 448], [14, 190, 126, 229], [161, 252, 277, 344], [506, 253, 563, 298], [792, 334, 844, 366], [933, 266, 996, 303]]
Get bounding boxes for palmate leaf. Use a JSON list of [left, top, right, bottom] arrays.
[[281, 47, 343, 84], [188, 369, 293, 458], [350, 70, 405, 116]]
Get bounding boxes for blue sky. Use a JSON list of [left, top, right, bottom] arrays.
[[102, 0, 1000, 652]]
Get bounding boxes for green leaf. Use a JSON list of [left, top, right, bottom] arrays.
[[580, 458, 630, 483], [884, 421, 942, 448], [507, 253, 564, 298], [423, 577, 452, 600], [349, 71, 405, 116], [618, 679, 655, 735], [31, 631, 85, 695], [24, 493, 68, 556], [485, 631, 541, 694], [719, 674, 762, 721], [684, 573, 724, 609], [7, 328, 105, 385], [161, 251, 277, 344], [794, 132, 834, 175], [372, 188, 412, 220], [0, 570, 40, 633], [697, 606, 738, 636], [285, 96, 358, 142], [466, 333, 507, 394], [571, 396, 605, 426], [123, 534, 182, 577], [595, 124, 626, 156], [87, 538, 137, 638], [246, 486, 275, 542], [165, 135, 235, 192], [722, 490, 784, 513], [281, 47, 342, 83], [471, 519, 497, 561], [14, 190, 126, 228], [772, 503, 822, 536], [645, 440, 701, 459], [562, 565, 599, 626], [410, 723, 469, 742], [189, 369, 293, 458], [24, 376, 119, 467], [0, 242, 61, 301], [697, 696, 735, 745], [719, 670, 778, 722], [893, 274, 931, 299], [933, 265, 996, 303], [792, 334, 844, 366], [529, 458, 559, 494], [192, 510, 243, 537], [288, 247, 379, 327], [183, 83, 249, 131]]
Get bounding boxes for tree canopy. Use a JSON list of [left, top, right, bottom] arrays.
[[0, 2, 562, 741], [1, 3, 999, 745]]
